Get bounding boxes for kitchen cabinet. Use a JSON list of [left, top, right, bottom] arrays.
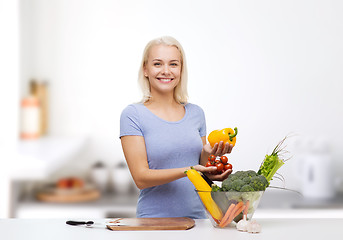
[[1, 218, 342, 240], [16, 192, 138, 219], [10, 140, 343, 219], [256, 188, 343, 218], [7, 137, 88, 217], [255, 188, 343, 218], [14, 188, 343, 219], [7, 136, 143, 219], [13, 137, 87, 179]]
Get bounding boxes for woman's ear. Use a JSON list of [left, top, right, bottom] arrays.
[[143, 65, 148, 77]]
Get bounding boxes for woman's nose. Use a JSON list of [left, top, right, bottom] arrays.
[[162, 65, 171, 75]]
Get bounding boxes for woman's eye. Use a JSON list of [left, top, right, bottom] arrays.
[[153, 62, 161, 66], [170, 63, 179, 66]]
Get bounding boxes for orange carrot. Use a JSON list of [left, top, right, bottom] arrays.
[[219, 201, 245, 228], [243, 200, 250, 218], [232, 204, 245, 220], [232, 201, 244, 217], [218, 203, 236, 227]]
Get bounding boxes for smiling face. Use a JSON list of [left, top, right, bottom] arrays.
[[143, 44, 182, 98]]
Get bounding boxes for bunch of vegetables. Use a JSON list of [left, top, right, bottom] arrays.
[[186, 134, 290, 231], [210, 170, 267, 228]]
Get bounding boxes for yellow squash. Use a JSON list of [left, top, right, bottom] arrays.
[[185, 168, 223, 221]]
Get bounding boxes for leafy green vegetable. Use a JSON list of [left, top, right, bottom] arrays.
[[257, 154, 284, 182], [211, 184, 221, 192], [257, 136, 289, 183]]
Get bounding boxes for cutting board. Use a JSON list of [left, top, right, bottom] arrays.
[[106, 217, 195, 231]]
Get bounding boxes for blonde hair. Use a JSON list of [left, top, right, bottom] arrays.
[[138, 36, 188, 104]]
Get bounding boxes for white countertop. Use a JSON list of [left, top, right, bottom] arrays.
[[0, 218, 341, 240]]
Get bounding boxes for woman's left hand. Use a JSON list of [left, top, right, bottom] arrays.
[[193, 164, 232, 182], [206, 169, 232, 181], [203, 141, 233, 156]]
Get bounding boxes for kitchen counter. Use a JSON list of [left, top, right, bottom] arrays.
[[259, 189, 343, 210], [13, 187, 343, 219], [1, 218, 341, 240]]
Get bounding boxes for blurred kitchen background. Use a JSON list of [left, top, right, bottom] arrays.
[[1, 0, 343, 219]]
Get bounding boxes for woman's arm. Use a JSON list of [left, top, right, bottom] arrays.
[[121, 135, 216, 189]]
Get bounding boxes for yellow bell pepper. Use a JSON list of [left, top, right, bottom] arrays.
[[208, 127, 238, 148], [185, 168, 223, 221]]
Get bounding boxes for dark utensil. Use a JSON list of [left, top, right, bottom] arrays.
[[66, 220, 94, 226]]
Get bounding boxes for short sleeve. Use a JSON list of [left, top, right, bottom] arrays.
[[186, 103, 206, 137], [196, 105, 207, 137], [119, 105, 143, 138]]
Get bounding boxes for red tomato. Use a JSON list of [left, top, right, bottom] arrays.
[[220, 155, 228, 164], [57, 179, 70, 189], [208, 154, 216, 163], [216, 163, 224, 172], [224, 163, 233, 170], [205, 161, 213, 167]]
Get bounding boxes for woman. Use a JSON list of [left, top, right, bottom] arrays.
[[120, 36, 233, 219]]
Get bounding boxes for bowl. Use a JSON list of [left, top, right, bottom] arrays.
[[195, 190, 264, 228]]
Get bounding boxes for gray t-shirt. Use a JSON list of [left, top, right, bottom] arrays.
[[120, 103, 207, 219]]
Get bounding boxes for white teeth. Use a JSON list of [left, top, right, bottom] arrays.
[[159, 78, 172, 82]]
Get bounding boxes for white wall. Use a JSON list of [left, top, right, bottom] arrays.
[[0, 0, 20, 218], [20, 0, 343, 191]]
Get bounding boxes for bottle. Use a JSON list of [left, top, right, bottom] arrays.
[[30, 80, 49, 136], [20, 95, 41, 139], [37, 81, 48, 135]]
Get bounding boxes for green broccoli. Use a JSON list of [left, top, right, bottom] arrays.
[[247, 170, 258, 178], [227, 174, 238, 182], [240, 185, 254, 192], [242, 176, 251, 185], [231, 179, 245, 191], [220, 170, 269, 192], [222, 176, 233, 191], [250, 176, 269, 191], [258, 175, 270, 189]]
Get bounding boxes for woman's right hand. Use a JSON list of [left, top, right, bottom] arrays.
[[210, 141, 233, 156]]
